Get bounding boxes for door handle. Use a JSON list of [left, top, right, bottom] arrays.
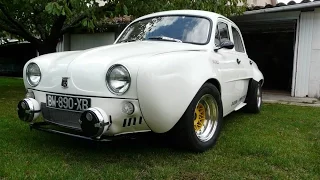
[[237, 59, 241, 64]]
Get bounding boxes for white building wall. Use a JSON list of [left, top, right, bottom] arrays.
[[70, 32, 115, 51], [56, 41, 63, 52], [57, 32, 116, 52], [294, 11, 314, 97], [294, 9, 320, 98], [309, 8, 320, 98], [246, 0, 273, 7]]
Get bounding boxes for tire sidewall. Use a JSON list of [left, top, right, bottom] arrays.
[[257, 83, 262, 111], [245, 80, 262, 113]]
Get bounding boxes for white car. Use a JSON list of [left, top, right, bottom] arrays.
[[17, 10, 264, 152]]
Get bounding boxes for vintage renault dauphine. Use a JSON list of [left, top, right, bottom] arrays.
[[17, 10, 264, 152]]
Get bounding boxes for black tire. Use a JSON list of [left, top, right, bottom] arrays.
[[245, 80, 262, 113], [171, 83, 223, 152]]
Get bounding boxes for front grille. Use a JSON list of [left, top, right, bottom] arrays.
[[41, 103, 81, 130]]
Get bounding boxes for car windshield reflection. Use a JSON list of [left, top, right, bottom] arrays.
[[117, 16, 211, 45]]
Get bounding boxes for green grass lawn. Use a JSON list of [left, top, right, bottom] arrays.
[[0, 77, 319, 180]]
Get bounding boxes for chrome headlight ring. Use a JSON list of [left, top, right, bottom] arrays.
[[26, 63, 41, 87], [106, 64, 131, 95]]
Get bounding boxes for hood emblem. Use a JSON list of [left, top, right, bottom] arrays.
[[61, 77, 69, 88]]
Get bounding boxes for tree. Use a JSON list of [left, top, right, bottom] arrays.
[[124, 0, 246, 19], [0, 0, 245, 55], [0, 0, 121, 55]]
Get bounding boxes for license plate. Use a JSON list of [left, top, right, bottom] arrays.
[[46, 94, 91, 112]]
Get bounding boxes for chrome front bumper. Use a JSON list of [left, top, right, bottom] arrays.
[[29, 121, 147, 141], [18, 90, 151, 139]]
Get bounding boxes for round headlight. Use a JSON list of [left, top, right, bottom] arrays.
[[106, 65, 131, 95], [26, 63, 41, 87]]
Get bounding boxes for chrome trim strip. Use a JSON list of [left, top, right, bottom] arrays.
[[29, 122, 151, 141], [30, 123, 112, 142]]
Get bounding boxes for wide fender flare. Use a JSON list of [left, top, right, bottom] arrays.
[[137, 52, 219, 133], [252, 62, 264, 85]]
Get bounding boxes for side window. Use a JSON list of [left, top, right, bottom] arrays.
[[232, 27, 245, 53], [215, 22, 230, 46]]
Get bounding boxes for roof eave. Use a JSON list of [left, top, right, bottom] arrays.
[[244, 1, 320, 15]]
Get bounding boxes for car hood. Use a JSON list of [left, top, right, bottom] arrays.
[[69, 40, 205, 61], [28, 41, 206, 98]]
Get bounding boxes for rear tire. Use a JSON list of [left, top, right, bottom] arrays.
[[171, 83, 223, 152], [245, 80, 262, 113]]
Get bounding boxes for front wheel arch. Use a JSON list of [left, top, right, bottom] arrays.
[[166, 78, 222, 132], [205, 78, 221, 95], [136, 54, 221, 133], [169, 83, 224, 152]]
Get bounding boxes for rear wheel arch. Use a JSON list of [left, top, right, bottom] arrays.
[[259, 79, 264, 87], [246, 78, 263, 94]]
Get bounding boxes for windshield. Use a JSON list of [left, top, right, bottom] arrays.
[[116, 15, 211, 45]]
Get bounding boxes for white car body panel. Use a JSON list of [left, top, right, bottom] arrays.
[[20, 10, 264, 136], [137, 50, 218, 132], [24, 41, 206, 99]]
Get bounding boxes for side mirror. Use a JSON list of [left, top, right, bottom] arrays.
[[214, 40, 234, 52]]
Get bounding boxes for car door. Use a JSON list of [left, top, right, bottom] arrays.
[[212, 20, 243, 116], [229, 25, 252, 102]]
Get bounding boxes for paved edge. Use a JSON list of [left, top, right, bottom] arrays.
[[263, 100, 320, 107]]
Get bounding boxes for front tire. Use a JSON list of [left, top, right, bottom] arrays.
[[172, 83, 223, 152]]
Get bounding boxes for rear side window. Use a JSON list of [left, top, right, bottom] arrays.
[[215, 22, 230, 46], [232, 27, 245, 53]]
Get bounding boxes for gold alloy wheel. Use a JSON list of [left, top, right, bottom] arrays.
[[194, 104, 206, 131], [193, 94, 219, 142]]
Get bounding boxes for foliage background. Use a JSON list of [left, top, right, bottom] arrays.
[[0, 0, 246, 54]]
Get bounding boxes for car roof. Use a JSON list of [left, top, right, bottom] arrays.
[[134, 10, 228, 22]]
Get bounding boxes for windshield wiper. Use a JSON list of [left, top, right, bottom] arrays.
[[118, 39, 139, 43], [147, 36, 182, 43]]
